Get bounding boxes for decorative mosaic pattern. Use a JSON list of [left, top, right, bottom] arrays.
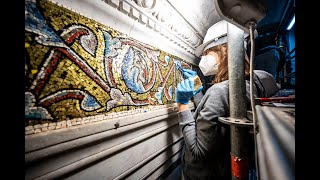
[[25, 0, 195, 127]]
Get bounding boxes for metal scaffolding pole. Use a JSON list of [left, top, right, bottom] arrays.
[[227, 22, 250, 180]]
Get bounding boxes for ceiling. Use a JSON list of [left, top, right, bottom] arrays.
[[167, 0, 223, 39], [167, 0, 293, 49]]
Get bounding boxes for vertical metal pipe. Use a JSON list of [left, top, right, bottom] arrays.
[[227, 23, 246, 118], [227, 22, 250, 180]]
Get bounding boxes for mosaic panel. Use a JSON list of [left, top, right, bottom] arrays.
[[25, 0, 195, 126]]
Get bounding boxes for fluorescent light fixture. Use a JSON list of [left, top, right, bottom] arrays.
[[286, 15, 295, 30]]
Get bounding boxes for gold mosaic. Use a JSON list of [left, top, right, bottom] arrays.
[[25, 0, 194, 126]]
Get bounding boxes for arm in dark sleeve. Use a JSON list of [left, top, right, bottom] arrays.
[[178, 83, 230, 160]]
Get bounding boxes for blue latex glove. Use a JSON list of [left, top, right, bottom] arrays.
[[176, 63, 197, 79], [182, 69, 197, 79], [175, 77, 203, 104]]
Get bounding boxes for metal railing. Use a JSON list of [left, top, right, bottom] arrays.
[[255, 105, 295, 180]]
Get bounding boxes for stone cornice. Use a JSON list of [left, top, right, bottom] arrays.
[[50, 0, 201, 64], [105, 0, 203, 55]]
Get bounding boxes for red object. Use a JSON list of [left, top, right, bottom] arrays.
[[231, 153, 249, 179], [256, 96, 295, 103]]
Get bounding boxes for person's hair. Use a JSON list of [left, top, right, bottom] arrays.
[[203, 43, 250, 83]]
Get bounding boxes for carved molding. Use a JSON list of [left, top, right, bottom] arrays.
[[104, 0, 203, 55], [25, 107, 185, 179]]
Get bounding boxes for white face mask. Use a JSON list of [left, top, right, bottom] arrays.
[[199, 54, 219, 76]]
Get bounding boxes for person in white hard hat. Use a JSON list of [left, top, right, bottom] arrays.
[[175, 20, 280, 180]]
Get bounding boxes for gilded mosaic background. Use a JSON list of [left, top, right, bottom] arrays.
[[25, 0, 195, 126]]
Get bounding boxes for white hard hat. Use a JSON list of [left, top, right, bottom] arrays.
[[195, 20, 253, 57]]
